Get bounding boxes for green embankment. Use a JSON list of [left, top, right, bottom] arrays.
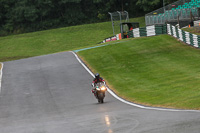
[[78, 35, 200, 110], [0, 17, 145, 62], [182, 27, 200, 35]]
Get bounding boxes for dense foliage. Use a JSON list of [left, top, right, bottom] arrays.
[[0, 0, 175, 35]]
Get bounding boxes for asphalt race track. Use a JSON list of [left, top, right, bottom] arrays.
[[0, 52, 200, 133]]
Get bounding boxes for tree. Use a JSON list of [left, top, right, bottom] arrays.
[[136, 0, 161, 11], [0, 0, 148, 35]]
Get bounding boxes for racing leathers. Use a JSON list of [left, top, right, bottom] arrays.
[[91, 77, 105, 94]]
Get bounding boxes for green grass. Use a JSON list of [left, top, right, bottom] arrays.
[[182, 27, 200, 35], [78, 35, 200, 110], [0, 16, 145, 62]]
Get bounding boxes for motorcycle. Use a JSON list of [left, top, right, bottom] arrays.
[[93, 82, 107, 103]]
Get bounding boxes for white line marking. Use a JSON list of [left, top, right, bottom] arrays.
[[71, 51, 200, 112], [71, 52, 95, 78], [0, 62, 4, 94]]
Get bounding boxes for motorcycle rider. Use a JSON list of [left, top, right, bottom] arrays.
[[91, 73, 105, 94]]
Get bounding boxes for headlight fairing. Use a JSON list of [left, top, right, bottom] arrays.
[[100, 86, 106, 91], [96, 87, 100, 91]]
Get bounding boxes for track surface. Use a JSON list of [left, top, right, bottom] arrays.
[[0, 52, 200, 133]]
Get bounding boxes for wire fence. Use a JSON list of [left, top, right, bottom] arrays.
[[108, 11, 129, 35], [146, 0, 191, 16], [145, 0, 200, 25]]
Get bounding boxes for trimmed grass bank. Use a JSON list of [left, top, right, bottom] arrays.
[[182, 27, 200, 35], [0, 17, 145, 62], [78, 35, 200, 110]]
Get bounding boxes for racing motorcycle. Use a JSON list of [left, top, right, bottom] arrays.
[[93, 82, 107, 103]]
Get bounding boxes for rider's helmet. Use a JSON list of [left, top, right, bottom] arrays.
[[95, 73, 100, 79]]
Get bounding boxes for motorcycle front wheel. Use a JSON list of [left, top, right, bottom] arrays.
[[98, 98, 104, 103], [97, 92, 105, 103]]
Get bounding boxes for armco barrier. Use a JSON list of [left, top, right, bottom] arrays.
[[100, 24, 200, 49], [100, 24, 167, 43], [167, 24, 200, 48], [127, 25, 167, 38]]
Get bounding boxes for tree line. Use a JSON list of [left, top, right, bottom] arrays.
[[0, 0, 177, 36]]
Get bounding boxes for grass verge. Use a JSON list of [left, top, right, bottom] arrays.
[[78, 34, 200, 110], [0, 17, 144, 62], [182, 27, 200, 35]]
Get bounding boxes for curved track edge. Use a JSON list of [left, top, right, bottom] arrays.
[[71, 51, 200, 113], [0, 62, 4, 94]]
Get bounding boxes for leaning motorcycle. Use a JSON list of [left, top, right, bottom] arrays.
[[93, 82, 107, 103]]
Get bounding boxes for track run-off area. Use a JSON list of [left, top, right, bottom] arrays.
[[0, 52, 200, 133]]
